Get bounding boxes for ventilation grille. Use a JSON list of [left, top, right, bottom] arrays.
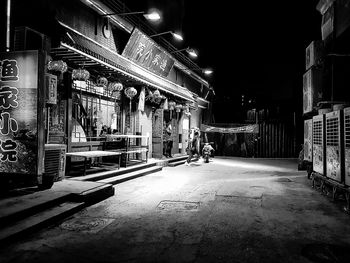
[[345, 114, 350, 148], [326, 117, 339, 146], [44, 149, 61, 177], [313, 120, 323, 145]]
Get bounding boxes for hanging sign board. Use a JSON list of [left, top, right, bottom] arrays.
[[122, 28, 175, 78], [201, 124, 259, 134], [0, 50, 45, 176]]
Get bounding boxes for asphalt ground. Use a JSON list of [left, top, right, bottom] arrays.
[[1, 157, 350, 263]]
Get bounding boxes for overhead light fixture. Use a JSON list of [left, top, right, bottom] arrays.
[[203, 69, 213, 75], [101, 10, 161, 21], [150, 31, 183, 41], [180, 67, 213, 76], [171, 47, 198, 58]]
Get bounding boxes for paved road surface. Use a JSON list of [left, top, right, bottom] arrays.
[[1, 157, 350, 263]]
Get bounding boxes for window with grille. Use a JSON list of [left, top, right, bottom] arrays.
[[313, 120, 323, 145], [326, 117, 339, 146], [345, 114, 350, 148]]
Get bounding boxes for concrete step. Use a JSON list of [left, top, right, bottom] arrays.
[[168, 155, 188, 163], [0, 190, 73, 227], [98, 166, 163, 185], [71, 162, 157, 182], [168, 160, 187, 167], [70, 183, 115, 204], [0, 201, 85, 244]]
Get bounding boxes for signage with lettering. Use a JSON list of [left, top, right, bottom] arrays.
[[0, 51, 43, 175], [122, 28, 175, 78]]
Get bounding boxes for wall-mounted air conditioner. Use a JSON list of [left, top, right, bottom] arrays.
[[304, 119, 313, 162], [325, 110, 344, 183], [14, 26, 51, 52], [344, 107, 350, 186], [44, 144, 67, 182], [313, 114, 326, 175], [303, 68, 323, 115], [305, 40, 324, 71]]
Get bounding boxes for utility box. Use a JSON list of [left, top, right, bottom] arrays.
[[304, 119, 313, 162], [344, 107, 350, 186], [313, 114, 326, 175], [325, 110, 344, 183]]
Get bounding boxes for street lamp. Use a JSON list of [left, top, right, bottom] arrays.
[[101, 10, 161, 21], [171, 47, 198, 58], [150, 31, 183, 41]]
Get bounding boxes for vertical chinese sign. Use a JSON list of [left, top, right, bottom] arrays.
[[0, 51, 43, 176], [122, 28, 175, 78]]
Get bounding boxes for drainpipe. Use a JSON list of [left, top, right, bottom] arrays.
[[6, 0, 11, 51]]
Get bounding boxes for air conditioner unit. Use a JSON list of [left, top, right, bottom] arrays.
[[321, 2, 334, 42], [313, 114, 326, 175], [305, 40, 324, 71], [344, 107, 350, 186], [325, 110, 344, 183], [44, 144, 67, 182], [304, 119, 313, 162], [14, 26, 51, 52], [303, 68, 323, 115]]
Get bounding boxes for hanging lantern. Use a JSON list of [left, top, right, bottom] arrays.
[[124, 87, 137, 129], [72, 68, 90, 81], [111, 82, 123, 92], [175, 104, 183, 113], [47, 60, 67, 73], [153, 89, 161, 99], [96, 76, 108, 87], [124, 87, 137, 100], [168, 100, 176, 111]]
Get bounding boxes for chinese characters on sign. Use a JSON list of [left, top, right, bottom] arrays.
[[122, 28, 175, 78], [0, 60, 19, 162], [0, 51, 40, 175]]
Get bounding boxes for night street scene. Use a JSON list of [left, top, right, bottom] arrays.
[[1, 0, 350, 262]]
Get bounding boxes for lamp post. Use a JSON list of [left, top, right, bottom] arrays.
[[150, 31, 183, 41]]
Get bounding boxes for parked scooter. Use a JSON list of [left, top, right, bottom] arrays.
[[203, 149, 210, 163], [202, 143, 214, 163]]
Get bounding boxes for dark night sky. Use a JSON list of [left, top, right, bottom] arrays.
[[124, 0, 322, 123]]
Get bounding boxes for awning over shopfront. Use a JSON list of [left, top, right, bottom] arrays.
[[50, 23, 194, 102]]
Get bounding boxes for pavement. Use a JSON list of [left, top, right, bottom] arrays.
[[0, 155, 188, 244], [1, 157, 350, 263]]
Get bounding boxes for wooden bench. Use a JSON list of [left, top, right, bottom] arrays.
[[66, 150, 122, 176]]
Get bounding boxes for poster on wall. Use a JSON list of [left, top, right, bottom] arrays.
[[0, 51, 42, 175]]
